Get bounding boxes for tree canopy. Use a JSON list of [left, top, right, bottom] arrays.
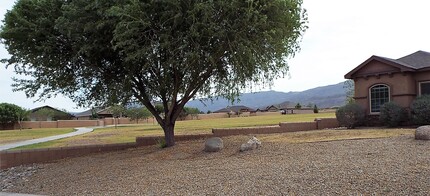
[[1, 0, 307, 146], [125, 107, 152, 123], [0, 103, 26, 129]]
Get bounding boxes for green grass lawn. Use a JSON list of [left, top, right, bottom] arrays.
[[15, 113, 335, 149], [0, 128, 75, 145]]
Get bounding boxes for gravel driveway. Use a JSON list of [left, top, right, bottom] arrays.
[[1, 134, 430, 195]]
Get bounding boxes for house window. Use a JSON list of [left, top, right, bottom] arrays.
[[419, 81, 430, 95], [369, 84, 390, 113]]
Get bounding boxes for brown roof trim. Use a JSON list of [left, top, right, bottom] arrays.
[[418, 67, 430, 72], [391, 93, 416, 97], [345, 55, 415, 79]]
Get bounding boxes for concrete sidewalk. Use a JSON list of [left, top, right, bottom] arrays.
[[0, 127, 101, 151]]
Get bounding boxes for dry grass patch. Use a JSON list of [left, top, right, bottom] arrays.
[[0, 128, 75, 145], [260, 128, 415, 143]]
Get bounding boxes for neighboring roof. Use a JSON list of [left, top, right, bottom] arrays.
[[213, 105, 256, 113], [30, 105, 72, 116], [257, 105, 279, 111], [97, 107, 113, 115], [74, 107, 109, 117], [345, 50, 430, 79]]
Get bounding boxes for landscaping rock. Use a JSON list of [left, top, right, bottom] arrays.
[[240, 136, 261, 152], [415, 125, 430, 140], [204, 137, 223, 152]]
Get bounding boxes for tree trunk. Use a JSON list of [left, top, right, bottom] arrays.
[[163, 123, 175, 147]]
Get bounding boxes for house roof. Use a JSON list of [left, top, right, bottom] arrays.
[[213, 105, 256, 113], [345, 50, 430, 79], [74, 107, 110, 117], [256, 105, 279, 111], [30, 105, 72, 116], [396, 50, 430, 69]]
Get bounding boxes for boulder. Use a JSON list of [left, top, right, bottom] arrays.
[[415, 125, 430, 140], [204, 137, 224, 152], [240, 136, 261, 152]]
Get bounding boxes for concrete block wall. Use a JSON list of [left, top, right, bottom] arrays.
[[212, 118, 339, 137], [315, 118, 340, 129], [136, 134, 212, 146], [182, 113, 229, 120], [0, 143, 136, 169], [10, 118, 158, 130], [255, 112, 281, 116], [212, 126, 282, 137], [57, 120, 99, 128], [279, 122, 317, 132]]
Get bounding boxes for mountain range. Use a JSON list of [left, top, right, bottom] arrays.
[[186, 81, 349, 112]]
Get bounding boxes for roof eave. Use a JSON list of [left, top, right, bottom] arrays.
[[345, 55, 415, 79]]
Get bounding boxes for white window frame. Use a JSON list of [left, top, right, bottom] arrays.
[[418, 81, 430, 96], [369, 84, 390, 114]]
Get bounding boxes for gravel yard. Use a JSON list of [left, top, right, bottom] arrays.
[[1, 134, 430, 195]]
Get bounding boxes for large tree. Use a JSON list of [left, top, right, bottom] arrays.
[[1, 0, 307, 146]]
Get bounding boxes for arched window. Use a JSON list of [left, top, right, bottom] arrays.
[[369, 84, 390, 113]]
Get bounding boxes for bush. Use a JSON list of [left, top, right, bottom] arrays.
[[379, 102, 407, 127], [411, 95, 430, 125], [155, 138, 167, 148], [335, 103, 365, 129], [313, 105, 318, 113]]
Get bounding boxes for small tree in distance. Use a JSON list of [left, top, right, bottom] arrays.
[[344, 79, 355, 104], [184, 107, 200, 120], [126, 107, 152, 124], [16, 108, 30, 131], [313, 105, 319, 113], [109, 105, 126, 129]]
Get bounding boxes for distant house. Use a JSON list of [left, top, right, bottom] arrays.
[[256, 105, 279, 112], [30, 106, 73, 121], [74, 107, 114, 120], [213, 105, 256, 114], [345, 50, 430, 115]]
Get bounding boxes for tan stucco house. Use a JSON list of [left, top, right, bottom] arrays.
[[345, 50, 430, 115]]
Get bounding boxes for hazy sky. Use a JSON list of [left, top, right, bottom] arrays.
[[1, 0, 430, 112]]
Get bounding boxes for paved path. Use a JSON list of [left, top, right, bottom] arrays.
[[0, 127, 101, 151]]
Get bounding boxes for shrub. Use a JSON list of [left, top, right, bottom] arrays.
[[313, 105, 319, 113], [335, 103, 365, 129], [379, 102, 407, 127], [411, 95, 430, 125], [155, 138, 167, 148]]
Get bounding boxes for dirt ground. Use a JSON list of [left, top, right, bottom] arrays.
[[2, 134, 430, 195]]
